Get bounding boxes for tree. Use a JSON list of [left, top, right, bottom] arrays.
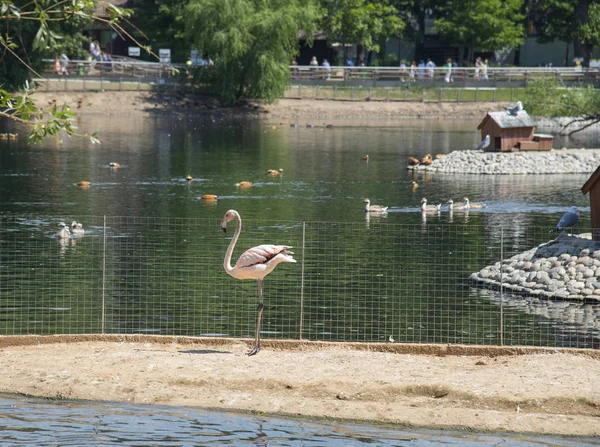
[[523, 79, 600, 135], [531, 0, 600, 65], [434, 0, 525, 64], [184, 0, 321, 103], [319, 0, 404, 64], [0, 0, 137, 143]]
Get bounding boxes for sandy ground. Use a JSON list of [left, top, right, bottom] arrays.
[[0, 335, 599, 436], [30, 91, 509, 120], [10, 92, 599, 436]]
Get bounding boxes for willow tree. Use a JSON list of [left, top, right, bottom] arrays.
[[184, 0, 321, 103]]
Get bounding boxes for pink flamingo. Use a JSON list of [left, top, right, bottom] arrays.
[[220, 209, 296, 356]]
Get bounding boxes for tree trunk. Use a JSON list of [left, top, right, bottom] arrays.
[[357, 43, 364, 64], [513, 46, 521, 66], [573, 0, 593, 66], [564, 43, 570, 66]]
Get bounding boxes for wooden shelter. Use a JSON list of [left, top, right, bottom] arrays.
[[477, 111, 552, 152], [581, 164, 600, 241]]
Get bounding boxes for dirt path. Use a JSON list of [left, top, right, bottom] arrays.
[[0, 335, 598, 436]]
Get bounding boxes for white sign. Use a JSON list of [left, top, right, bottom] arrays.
[[159, 48, 171, 64], [128, 46, 140, 57]]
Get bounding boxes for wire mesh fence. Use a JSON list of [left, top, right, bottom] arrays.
[[0, 215, 598, 349]]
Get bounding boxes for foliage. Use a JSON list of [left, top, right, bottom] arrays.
[[523, 79, 600, 134], [184, 0, 321, 103], [0, 0, 138, 143], [435, 0, 525, 59], [319, 0, 404, 54]]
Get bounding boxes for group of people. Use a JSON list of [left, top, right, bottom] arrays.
[[89, 40, 113, 71], [53, 53, 70, 76]]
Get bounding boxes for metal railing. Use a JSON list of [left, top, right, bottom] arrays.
[[0, 215, 597, 349]]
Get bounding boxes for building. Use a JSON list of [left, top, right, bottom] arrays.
[[581, 165, 600, 241], [477, 111, 552, 152]]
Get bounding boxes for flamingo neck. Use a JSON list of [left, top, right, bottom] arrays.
[[224, 211, 241, 275]]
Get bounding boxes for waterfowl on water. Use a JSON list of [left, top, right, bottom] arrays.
[[56, 222, 71, 239], [447, 199, 467, 210], [0, 133, 7, 140], [463, 197, 487, 209], [267, 169, 283, 176], [421, 154, 433, 166], [420, 198, 441, 212], [77, 181, 91, 188], [363, 198, 388, 214], [201, 194, 218, 200], [411, 181, 419, 191], [186, 175, 193, 182], [8, 133, 17, 140], [109, 162, 120, 168], [407, 157, 419, 166], [235, 181, 252, 188], [70, 221, 85, 236], [363, 155, 369, 161]]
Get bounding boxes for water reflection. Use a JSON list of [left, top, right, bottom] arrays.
[[1, 394, 599, 447]]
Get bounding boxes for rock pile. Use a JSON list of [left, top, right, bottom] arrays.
[[471, 233, 600, 302], [410, 149, 600, 175]]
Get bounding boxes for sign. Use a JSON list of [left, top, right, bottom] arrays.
[[128, 46, 140, 57], [159, 48, 171, 65]]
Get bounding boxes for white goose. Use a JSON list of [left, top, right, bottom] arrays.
[[463, 197, 487, 209], [447, 199, 468, 210], [55, 222, 71, 239], [420, 198, 441, 212], [363, 198, 388, 214], [70, 221, 85, 236]]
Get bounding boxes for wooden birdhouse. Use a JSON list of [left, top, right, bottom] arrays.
[[581, 164, 600, 241], [477, 111, 551, 152]]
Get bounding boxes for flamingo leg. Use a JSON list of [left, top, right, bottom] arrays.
[[248, 278, 264, 356]]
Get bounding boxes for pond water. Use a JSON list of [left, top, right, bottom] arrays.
[[1, 394, 599, 446]]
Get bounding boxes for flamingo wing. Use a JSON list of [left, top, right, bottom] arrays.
[[235, 244, 295, 269]]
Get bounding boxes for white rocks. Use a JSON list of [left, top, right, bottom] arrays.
[[410, 149, 600, 175], [471, 233, 600, 302]]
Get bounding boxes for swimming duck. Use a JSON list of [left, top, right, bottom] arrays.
[[267, 169, 283, 176], [201, 194, 218, 200], [70, 221, 85, 236], [56, 222, 71, 239], [420, 198, 441, 212], [463, 197, 487, 209], [109, 162, 120, 168], [447, 199, 467, 210], [186, 175, 193, 182], [77, 181, 91, 188], [235, 181, 252, 188], [363, 198, 388, 214], [411, 181, 419, 191], [363, 155, 369, 161]]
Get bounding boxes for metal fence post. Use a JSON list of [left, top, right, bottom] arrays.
[[500, 227, 504, 346], [102, 215, 106, 334], [299, 222, 306, 340]]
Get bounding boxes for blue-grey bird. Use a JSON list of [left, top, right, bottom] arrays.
[[474, 134, 490, 151], [506, 101, 523, 115], [550, 207, 581, 233]]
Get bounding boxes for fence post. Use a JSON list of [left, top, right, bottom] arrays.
[[500, 227, 504, 346], [299, 222, 306, 340], [457, 88, 461, 102], [102, 215, 107, 334], [493, 89, 496, 102], [475, 88, 479, 102]]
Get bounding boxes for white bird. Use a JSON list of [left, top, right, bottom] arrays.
[[70, 221, 85, 236], [550, 207, 581, 234], [463, 197, 487, 209], [55, 222, 71, 239], [447, 199, 467, 210], [221, 210, 296, 356], [474, 134, 490, 151], [420, 198, 441, 212], [363, 198, 388, 214], [506, 100, 523, 115]]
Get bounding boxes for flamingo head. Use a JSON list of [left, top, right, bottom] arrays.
[[220, 210, 238, 233]]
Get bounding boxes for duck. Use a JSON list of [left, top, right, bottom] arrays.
[[235, 181, 252, 188], [201, 194, 218, 200], [363, 155, 369, 161], [77, 181, 91, 188], [435, 153, 445, 159], [8, 133, 17, 140], [55, 222, 71, 239], [463, 197, 487, 209], [267, 169, 283, 176], [420, 198, 441, 212], [407, 157, 419, 166], [363, 198, 388, 214], [109, 162, 120, 168], [0, 133, 7, 140], [70, 221, 85, 236], [421, 154, 433, 166], [411, 181, 419, 191], [447, 199, 468, 210], [186, 175, 193, 182]]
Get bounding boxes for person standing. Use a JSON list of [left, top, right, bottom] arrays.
[[444, 58, 453, 83], [60, 53, 69, 76], [322, 58, 331, 80], [481, 58, 489, 80], [409, 61, 416, 81], [399, 60, 407, 82]]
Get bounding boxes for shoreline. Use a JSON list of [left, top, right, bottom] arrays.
[[0, 335, 599, 437]]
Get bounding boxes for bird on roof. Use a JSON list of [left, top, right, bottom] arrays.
[[420, 198, 441, 212], [363, 198, 388, 214], [474, 134, 490, 151], [550, 207, 581, 234], [506, 101, 523, 116]]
